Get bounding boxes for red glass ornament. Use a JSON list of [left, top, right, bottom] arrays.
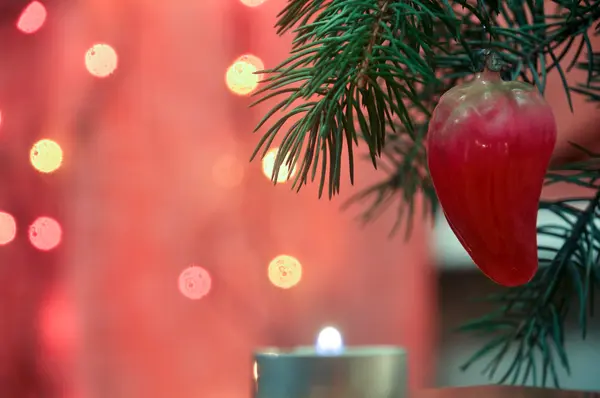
[[427, 68, 557, 287]]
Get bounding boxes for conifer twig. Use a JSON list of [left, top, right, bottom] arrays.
[[357, 0, 390, 89]]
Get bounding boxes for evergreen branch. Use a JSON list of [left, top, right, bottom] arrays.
[[250, 0, 479, 198], [357, 0, 390, 90], [570, 49, 600, 103]]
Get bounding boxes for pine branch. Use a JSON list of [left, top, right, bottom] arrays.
[[570, 44, 600, 102], [250, 0, 469, 198], [357, 0, 390, 89]]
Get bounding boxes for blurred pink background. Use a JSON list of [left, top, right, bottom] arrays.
[[0, 0, 598, 397]]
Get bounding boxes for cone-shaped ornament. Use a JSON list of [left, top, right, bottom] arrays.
[[427, 54, 557, 286]]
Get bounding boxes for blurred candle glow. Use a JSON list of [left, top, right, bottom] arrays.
[[315, 326, 344, 356], [17, 1, 47, 34], [29, 216, 62, 251], [0, 212, 17, 245], [236, 54, 264, 75], [268, 255, 302, 289], [30, 139, 63, 173], [240, 0, 268, 7], [226, 56, 263, 96], [85, 43, 118, 78], [178, 265, 212, 300]]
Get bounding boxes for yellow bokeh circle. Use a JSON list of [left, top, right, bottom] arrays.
[[225, 57, 263, 96], [85, 43, 118, 78], [30, 139, 63, 173], [236, 54, 264, 71], [240, 0, 268, 7], [0, 211, 16, 245], [261, 148, 297, 184], [268, 255, 302, 289]]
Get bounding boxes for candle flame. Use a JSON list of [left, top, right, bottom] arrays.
[[315, 326, 344, 355]]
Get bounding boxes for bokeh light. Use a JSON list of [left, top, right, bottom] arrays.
[[178, 265, 212, 300], [212, 154, 245, 188], [85, 43, 118, 78], [262, 147, 297, 183], [315, 326, 344, 355], [240, 0, 268, 6], [29, 216, 62, 251], [225, 55, 264, 96], [17, 1, 47, 34], [39, 284, 77, 358], [30, 139, 63, 173], [0, 212, 17, 245], [236, 54, 265, 73], [268, 255, 302, 289]]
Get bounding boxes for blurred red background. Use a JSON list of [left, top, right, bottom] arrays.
[[0, 0, 597, 397]]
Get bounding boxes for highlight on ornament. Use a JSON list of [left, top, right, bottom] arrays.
[[17, 1, 47, 34], [178, 265, 212, 300], [0, 211, 17, 246], [85, 43, 118, 78], [240, 0, 268, 7], [29, 216, 62, 251], [261, 147, 297, 184], [315, 326, 344, 356], [267, 254, 302, 289], [30, 139, 63, 174], [225, 55, 264, 96]]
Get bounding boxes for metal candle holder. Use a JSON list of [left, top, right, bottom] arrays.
[[253, 346, 408, 398]]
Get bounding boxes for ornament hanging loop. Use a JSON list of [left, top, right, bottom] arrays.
[[480, 49, 504, 73]]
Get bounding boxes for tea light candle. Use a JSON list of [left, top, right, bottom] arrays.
[[253, 327, 407, 398]]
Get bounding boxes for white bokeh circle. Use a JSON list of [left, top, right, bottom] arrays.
[[178, 265, 212, 300]]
